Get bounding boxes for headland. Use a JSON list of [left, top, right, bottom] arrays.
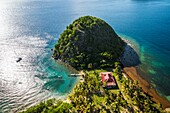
[[20, 16, 169, 112]]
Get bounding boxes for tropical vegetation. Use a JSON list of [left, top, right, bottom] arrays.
[[20, 62, 164, 113], [53, 16, 125, 70]]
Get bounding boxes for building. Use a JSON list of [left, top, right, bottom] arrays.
[[100, 72, 117, 89]]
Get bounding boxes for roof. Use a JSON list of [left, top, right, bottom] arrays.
[[100, 72, 116, 87]]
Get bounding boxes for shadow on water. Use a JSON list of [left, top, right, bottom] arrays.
[[121, 43, 141, 67]]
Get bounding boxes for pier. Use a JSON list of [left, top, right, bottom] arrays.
[[68, 74, 84, 77]]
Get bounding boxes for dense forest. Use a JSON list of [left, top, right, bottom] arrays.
[[53, 16, 125, 70], [20, 63, 164, 113]]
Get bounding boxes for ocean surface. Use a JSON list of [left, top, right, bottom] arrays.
[[0, 0, 170, 112]]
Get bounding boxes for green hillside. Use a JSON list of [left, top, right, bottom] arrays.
[[53, 16, 125, 69]]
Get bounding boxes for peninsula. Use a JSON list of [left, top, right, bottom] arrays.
[[21, 16, 169, 113]]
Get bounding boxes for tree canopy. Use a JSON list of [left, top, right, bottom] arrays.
[[53, 16, 125, 70]]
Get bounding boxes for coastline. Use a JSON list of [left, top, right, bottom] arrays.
[[121, 38, 170, 109], [54, 36, 170, 110], [59, 37, 170, 109], [123, 66, 170, 109]]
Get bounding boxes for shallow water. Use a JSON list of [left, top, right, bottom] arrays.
[[0, 0, 170, 112], [0, 1, 78, 112]]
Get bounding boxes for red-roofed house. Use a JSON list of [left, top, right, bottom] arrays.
[[100, 72, 117, 89]]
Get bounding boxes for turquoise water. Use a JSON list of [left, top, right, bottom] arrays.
[[0, 0, 170, 112]]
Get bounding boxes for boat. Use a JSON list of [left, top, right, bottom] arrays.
[[16, 57, 22, 62]]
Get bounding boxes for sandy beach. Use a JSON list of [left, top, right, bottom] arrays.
[[120, 39, 170, 109], [123, 67, 170, 109]]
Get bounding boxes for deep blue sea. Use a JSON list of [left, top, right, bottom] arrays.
[[0, 0, 170, 112]]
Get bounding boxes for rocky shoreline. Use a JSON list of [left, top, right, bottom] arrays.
[[120, 39, 141, 67]]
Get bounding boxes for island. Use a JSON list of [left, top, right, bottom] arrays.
[[20, 16, 170, 113]]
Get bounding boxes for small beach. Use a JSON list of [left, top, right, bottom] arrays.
[[121, 38, 170, 109], [123, 67, 170, 109]]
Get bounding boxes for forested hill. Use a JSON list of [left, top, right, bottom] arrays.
[[53, 16, 125, 70]]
